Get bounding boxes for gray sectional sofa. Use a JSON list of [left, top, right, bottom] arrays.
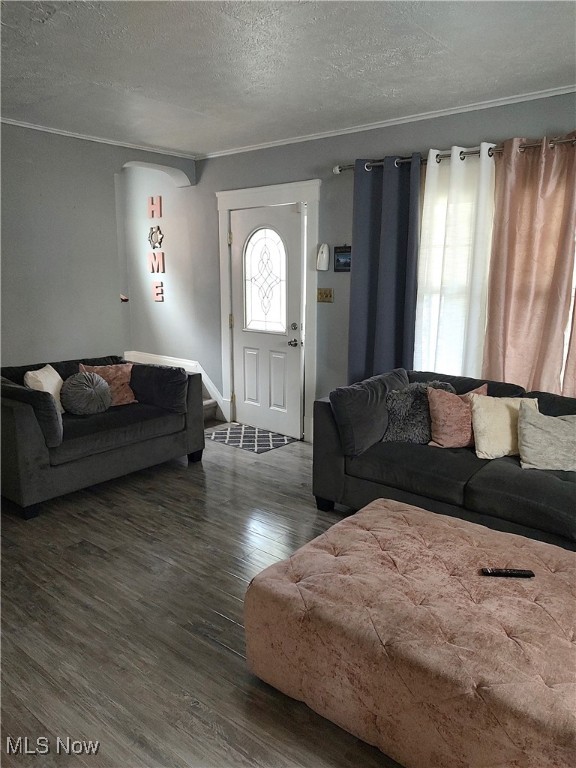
[[313, 369, 576, 550], [1, 355, 205, 516]]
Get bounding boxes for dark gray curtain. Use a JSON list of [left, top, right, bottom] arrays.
[[347, 155, 421, 384]]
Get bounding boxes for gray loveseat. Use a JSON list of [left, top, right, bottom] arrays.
[[1, 355, 205, 517], [313, 369, 576, 551]]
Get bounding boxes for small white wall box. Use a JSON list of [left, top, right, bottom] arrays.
[[316, 243, 330, 270], [334, 245, 351, 272]]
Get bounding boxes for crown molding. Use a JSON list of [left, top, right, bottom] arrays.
[[0, 118, 199, 160], [2, 86, 573, 160], [202, 86, 576, 159]]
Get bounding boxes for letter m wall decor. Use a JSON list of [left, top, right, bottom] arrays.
[[148, 252, 165, 273]]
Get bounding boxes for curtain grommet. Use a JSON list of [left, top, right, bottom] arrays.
[[459, 151, 465, 161], [364, 162, 372, 172], [435, 154, 441, 164], [394, 158, 401, 168], [488, 146, 494, 157]]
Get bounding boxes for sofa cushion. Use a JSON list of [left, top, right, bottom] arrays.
[[130, 364, 188, 413], [465, 456, 576, 543], [524, 390, 576, 416], [1, 376, 63, 447], [51, 403, 185, 465], [517, 401, 576, 471], [381, 381, 455, 444], [408, 370, 525, 397], [80, 363, 136, 406], [61, 372, 112, 415], [346, 442, 488, 506], [329, 368, 409, 457]]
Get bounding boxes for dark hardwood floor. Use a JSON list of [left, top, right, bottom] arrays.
[[2, 431, 402, 768]]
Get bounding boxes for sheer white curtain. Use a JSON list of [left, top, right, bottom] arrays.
[[413, 143, 495, 377]]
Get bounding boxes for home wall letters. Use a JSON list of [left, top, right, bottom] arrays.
[[147, 195, 165, 302]]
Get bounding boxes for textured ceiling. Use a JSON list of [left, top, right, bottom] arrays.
[[1, 1, 575, 157]]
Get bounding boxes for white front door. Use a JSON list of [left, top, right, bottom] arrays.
[[230, 204, 304, 438]]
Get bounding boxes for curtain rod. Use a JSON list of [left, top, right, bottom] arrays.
[[332, 136, 576, 174]]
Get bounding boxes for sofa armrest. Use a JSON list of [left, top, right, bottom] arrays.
[[184, 373, 205, 455], [0, 379, 62, 447], [1, 398, 52, 506], [313, 397, 346, 505]]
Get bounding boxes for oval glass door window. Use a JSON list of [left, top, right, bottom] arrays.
[[244, 227, 287, 333]]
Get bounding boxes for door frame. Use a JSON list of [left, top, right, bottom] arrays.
[[216, 179, 321, 442]]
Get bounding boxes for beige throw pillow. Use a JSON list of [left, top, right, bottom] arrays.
[[24, 363, 65, 413], [518, 400, 576, 471], [469, 394, 539, 459]]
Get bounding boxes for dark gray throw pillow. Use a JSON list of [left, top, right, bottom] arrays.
[[129, 364, 188, 413], [329, 368, 409, 456], [61, 372, 112, 415], [381, 381, 456, 444]]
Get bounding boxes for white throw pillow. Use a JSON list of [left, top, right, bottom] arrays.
[[24, 364, 65, 414], [469, 394, 539, 459], [518, 400, 576, 471]]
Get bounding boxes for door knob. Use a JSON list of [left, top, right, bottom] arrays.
[[288, 339, 298, 347]]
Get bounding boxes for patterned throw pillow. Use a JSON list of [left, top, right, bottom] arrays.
[[428, 383, 488, 448], [80, 363, 136, 406], [61, 372, 112, 415], [381, 381, 455, 444]]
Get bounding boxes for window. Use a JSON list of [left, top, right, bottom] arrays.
[[414, 145, 495, 377], [244, 227, 286, 333]]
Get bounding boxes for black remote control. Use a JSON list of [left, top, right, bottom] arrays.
[[481, 568, 535, 578]]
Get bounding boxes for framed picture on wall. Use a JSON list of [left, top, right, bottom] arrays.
[[334, 245, 351, 272]]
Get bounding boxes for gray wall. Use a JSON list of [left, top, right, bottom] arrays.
[[2, 94, 574, 396], [1, 124, 195, 366], [187, 93, 575, 395], [119, 165, 202, 363]]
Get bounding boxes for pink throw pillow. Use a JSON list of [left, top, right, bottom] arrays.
[[428, 383, 488, 448], [79, 363, 137, 406]]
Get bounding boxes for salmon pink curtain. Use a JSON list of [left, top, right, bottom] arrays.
[[482, 133, 576, 395]]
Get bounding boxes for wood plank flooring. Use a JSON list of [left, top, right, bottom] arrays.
[[2, 432, 403, 768]]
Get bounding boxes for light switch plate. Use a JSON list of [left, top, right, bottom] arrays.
[[317, 288, 334, 303]]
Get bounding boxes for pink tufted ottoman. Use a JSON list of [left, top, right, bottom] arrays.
[[244, 499, 576, 768]]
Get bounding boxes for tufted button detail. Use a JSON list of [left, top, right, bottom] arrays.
[[248, 496, 576, 768]]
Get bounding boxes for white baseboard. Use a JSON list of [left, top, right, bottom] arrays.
[[124, 351, 230, 421]]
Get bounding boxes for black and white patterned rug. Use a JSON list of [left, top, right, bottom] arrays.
[[207, 423, 298, 454]]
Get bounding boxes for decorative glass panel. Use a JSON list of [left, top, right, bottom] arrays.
[[244, 227, 286, 333]]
